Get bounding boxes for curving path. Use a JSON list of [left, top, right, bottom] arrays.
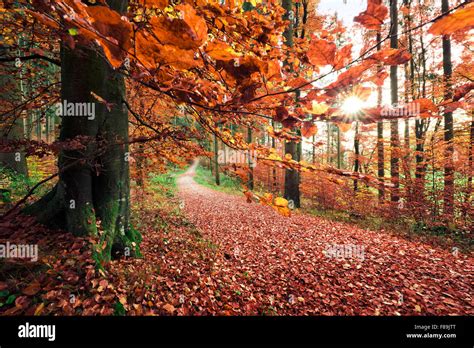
[[177, 161, 474, 315]]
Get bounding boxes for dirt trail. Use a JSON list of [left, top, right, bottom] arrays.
[[177, 162, 474, 315]]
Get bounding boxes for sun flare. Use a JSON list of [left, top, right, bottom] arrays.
[[341, 96, 366, 115]]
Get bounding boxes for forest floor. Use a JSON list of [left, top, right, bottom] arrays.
[[175, 161, 474, 315], [0, 161, 473, 315]]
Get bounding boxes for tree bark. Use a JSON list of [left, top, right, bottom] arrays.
[[354, 121, 360, 192], [468, 111, 474, 203], [390, 0, 400, 203], [376, 31, 385, 201], [0, 44, 28, 177], [247, 126, 254, 190], [282, 0, 301, 208], [213, 130, 220, 186], [441, 0, 454, 217], [23, 0, 133, 261]]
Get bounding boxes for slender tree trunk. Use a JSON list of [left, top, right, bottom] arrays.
[[414, 22, 428, 213], [390, 0, 400, 203], [271, 120, 278, 193], [327, 122, 331, 165], [213, 130, 220, 186], [403, 0, 414, 204], [441, 0, 454, 217], [282, 0, 300, 208], [247, 126, 254, 190], [354, 121, 360, 192], [336, 125, 341, 169], [376, 31, 385, 201], [0, 44, 28, 176]]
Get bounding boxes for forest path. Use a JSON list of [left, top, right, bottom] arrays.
[[176, 161, 474, 315]]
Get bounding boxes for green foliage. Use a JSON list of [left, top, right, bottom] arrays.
[[5, 294, 16, 305], [149, 167, 186, 198], [0, 162, 51, 204], [194, 164, 242, 195], [113, 301, 126, 316], [125, 224, 143, 258]]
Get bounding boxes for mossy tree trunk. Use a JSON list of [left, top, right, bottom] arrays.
[[23, 0, 133, 261]]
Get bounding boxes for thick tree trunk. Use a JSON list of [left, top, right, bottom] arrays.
[[23, 0, 132, 261], [468, 111, 474, 203]]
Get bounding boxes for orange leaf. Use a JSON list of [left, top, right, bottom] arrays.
[[301, 122, 318, 138], [428, 4, 474, 36], [138, 0, 168, 9], [151, 4, 207, 50], [34, 303, 45, 316], [334, 44, 353, 70], [244, 190, 253, 203], [370, 48, 411, 66], [307, 38, 337, 68], [274, 106, 289, 122], [354, 0, 388, 30], [205, 40, 240, 61], [162, 303, 175, 314], [337, 123, 352, 133], [22, 281, 41, 296], [84, 6, 133, 68]]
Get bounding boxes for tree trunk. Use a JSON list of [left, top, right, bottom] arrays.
[[282, 0, 301, 208], [390, 0, 400, 203], [376, 31, 384, 201], [414, 23, 429, 213], [247, 126, 254, 190], [271, 120, 278, 193], [0, 44, 28, 177], [213, 130, 220, 186], [468, 111, 474, 203], [441, 0, 454, 217], [23, 0, 133, 261], [354, 121, 360, 192], [336, 125, 341, 169]]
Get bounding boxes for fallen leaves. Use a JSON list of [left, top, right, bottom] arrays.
[[1, 167, 472, 316], [175, 166, 474, 316], [22, 281, 41, 296]]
